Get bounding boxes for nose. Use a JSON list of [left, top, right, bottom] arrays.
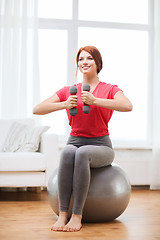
[[82, 58, 89, 65]]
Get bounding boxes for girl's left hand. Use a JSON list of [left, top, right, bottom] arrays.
[[81, 91, 96, 105]]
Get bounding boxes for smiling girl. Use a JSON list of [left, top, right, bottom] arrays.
[[33, 46, 132, 232]]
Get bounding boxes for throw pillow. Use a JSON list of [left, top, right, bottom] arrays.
[[2, 121, 50, 152]]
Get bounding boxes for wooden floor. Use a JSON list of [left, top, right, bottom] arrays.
[[0, 189, 160, 240]]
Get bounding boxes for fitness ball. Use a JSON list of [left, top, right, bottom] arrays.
[[47, 164, 131, 223]]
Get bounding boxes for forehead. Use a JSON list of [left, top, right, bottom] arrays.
[[79, 50, 92, 58]]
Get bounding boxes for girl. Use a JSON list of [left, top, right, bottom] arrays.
[[33, 46, 132, 232]]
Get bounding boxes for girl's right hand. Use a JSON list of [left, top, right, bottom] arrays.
[[65, 95, 78, 109]]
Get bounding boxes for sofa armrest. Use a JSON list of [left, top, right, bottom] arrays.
[[39, 133, 59, 186]]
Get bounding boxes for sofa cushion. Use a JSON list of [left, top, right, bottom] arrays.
[[0, 152, 46, 171], [0, 172, 46, 187], [0, 119, 35, 152]]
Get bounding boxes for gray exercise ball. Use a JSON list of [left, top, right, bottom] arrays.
[[47, 164, 131, 223]]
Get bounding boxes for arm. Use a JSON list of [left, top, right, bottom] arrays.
[[33, 93, 78, 115], [81, 91, 133, 112]]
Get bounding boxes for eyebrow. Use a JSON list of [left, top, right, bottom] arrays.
[[79, 55, 93, 59]]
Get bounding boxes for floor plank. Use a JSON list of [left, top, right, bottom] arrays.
[[0, 189, 160, 240]]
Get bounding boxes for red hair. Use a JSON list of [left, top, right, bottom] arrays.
[[76, 46, 103, 74]]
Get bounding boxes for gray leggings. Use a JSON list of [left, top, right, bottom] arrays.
[[58, 135, 114, 215]]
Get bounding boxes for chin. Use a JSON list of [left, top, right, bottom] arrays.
[[83, 69, 92, 73]]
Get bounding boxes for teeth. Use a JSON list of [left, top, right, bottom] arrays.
[[83, 66, 89, 69]]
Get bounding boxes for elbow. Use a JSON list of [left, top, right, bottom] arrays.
[[119, 101, 133, 112], [33, 108, 37, 115], [125, 102, 133, 112], [33, 106, 40, 115]]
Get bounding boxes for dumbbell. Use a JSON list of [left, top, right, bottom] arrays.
[[69, 86, 77, 116], [82, 83, 90, 114]]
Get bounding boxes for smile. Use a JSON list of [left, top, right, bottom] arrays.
[[82, 66, 90, 70]]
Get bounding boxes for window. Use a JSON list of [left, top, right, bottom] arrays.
[[78, 27, 148, 147], [79, 0, 148, 24], [38, 0, 152, 148], [39, 29, 68, 135], [38, 0, 72, 19]]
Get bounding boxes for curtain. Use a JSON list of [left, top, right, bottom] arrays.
[[150, 0, 160, 189], [0, 0, 40, 119]]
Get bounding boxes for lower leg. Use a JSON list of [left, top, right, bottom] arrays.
[[72, 147, 91, 215], [51, 145, 77, 231], [60, 148, 91, 232], [58, 145, 77, 212]]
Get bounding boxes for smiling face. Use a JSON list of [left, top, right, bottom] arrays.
[[78, 50, 97, 75]]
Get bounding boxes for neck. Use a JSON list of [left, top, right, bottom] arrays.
[[82, 73, 99, 85]]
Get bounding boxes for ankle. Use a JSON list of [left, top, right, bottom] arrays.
[[59, 211, 68, 219], [71, 213, 82, 220]]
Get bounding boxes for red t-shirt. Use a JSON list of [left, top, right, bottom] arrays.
[[56, 82, 122, 137]]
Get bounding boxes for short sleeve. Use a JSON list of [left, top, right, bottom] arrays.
[[56, 87, 67, 102], [110, 85, 123, 98]]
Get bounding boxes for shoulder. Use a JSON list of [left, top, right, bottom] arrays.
[[56, 83, 80, 97], [98, 82, 117, 91], [100, 82, 122, 91], [99, 81, 117, 88], [98, 81, 122, 98], [56, 86, 70, 101]]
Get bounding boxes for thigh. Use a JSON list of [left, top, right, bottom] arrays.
[[78, 145, 115, 168]]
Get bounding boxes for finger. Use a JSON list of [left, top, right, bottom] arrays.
[[70, 99, 78, 105], [81, 96, 86, 100], [82, 90, 90, 93], [70, 103, 78, 108], [81, 94, 89, 101], [81, 91, 88, 95], [81, 95, 87, 101], [70, 104, 77, 109], [70, 99, 78, 104], [82, 94, 88, 99], [70, 97, 77, 101], [82, 98, 87, 104], [70, 94, 78, 97]]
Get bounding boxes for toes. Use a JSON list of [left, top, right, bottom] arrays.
[[51, 227, 56, 231], [57, 227, 63, 231], [63, 226, 78, 232], [62, 227, 70, 232], [51, 226, 63, 231], [62, 227, 68, 232], [51, 227, 58, 231], [67, 227, 73, 232]]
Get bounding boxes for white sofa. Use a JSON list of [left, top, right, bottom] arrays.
[[0, 119, 59, 188]]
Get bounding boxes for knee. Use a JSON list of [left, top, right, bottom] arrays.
[[75, 146, 90, 164], [60, 145, 77, 166]]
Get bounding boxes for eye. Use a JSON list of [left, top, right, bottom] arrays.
[[88, 57, 93, 60], [79, 58, 83, 61]]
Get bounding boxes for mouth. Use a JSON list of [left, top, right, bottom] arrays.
[[82, 66, 90, 70]]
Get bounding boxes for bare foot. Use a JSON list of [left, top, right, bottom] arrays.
[[63, 214, 82, 232], [51, 211, 68, 231]]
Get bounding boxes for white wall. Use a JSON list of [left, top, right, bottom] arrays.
[[114, 149, 152, 185]]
